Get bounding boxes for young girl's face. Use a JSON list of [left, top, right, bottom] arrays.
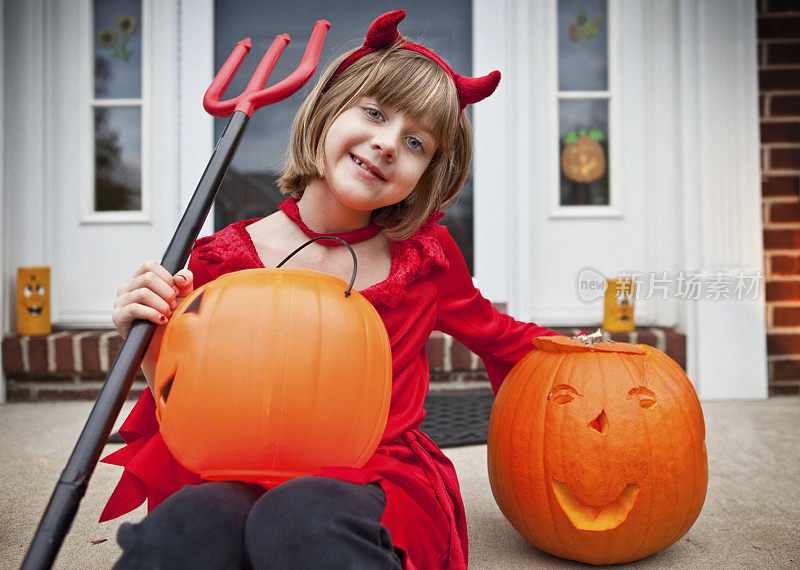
[[321, 96, 437, 214]]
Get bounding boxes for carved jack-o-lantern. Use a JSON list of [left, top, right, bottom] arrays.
[[488, 335, 707, 565], [17, 267, 51, 335], [154, 268, 392, 485]]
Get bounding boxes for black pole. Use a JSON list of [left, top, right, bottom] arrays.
[[21, 111, 251, 570]]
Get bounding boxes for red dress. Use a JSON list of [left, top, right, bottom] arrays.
[[101, 213, 554, 569]]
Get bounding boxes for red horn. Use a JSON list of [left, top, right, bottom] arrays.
[[455, 71, 502, 107], [364, 9, 405, 48]]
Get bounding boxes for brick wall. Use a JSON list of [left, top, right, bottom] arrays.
[[759, 0, 800, 395], [3, 327, 685, 401]]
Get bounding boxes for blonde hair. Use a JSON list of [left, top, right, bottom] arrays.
[[278, 43, 473, 240]]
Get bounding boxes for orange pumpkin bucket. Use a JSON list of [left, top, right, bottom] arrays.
[[154, 262, 392, 485], [487, 334, 707, 565]]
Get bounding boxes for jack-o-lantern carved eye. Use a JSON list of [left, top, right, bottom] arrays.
[[627, 386, 657, 409], [182, 291, 204, 315], [548, 384, 580, 404]]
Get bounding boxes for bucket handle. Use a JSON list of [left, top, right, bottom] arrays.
[[276, 236, 358, 297]]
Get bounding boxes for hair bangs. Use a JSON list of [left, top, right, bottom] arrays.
[[360, 49, 460, 155]]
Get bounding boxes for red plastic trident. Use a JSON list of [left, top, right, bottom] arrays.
[[204, 20, 330, 118], [21, 21, 330, 570]]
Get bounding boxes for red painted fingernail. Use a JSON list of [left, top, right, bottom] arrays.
[[160, 315, 168, 323]]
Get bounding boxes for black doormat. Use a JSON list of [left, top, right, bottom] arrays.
[[108, 393, 498, 449], [419, 393, 496, 448]]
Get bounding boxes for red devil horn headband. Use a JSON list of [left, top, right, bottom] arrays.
[[328, 10, 500, 112]]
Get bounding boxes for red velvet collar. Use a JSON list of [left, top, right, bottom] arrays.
[[278, 197, 381, 247]]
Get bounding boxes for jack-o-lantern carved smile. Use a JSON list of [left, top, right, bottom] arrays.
[[488, 335, 708, 565], [552, 480, 639, 531]]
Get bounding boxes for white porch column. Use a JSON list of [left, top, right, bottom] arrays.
[[678, 0, 767, 400]]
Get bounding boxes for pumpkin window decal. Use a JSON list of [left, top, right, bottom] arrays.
[[488, 334, 707, 565]]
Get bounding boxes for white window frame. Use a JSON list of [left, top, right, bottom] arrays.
[[548, 0, 622, 220], [80, 0, 152, 225]]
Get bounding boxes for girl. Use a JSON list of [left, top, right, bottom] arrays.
[[104, 10, 554, 569]]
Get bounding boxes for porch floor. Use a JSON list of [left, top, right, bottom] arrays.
[[2, 397, 798, 568]]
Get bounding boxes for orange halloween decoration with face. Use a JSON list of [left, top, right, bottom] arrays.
[[561, 135, 606, 184], [154, 268, 392, 485], [602, 278, 635, 333], [17, 267, 51, 335], [487, 336, 707, 565]]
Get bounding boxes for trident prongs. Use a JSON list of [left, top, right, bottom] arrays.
[[204, 20, 330, 118]]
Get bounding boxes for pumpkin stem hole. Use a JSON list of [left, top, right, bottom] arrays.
[[588, 410, 609, 435]]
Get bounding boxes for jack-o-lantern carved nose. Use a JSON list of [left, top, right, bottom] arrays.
[[588, 410, 609, 435]]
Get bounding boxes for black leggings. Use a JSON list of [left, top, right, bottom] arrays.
[[112, 476, 403, 569]]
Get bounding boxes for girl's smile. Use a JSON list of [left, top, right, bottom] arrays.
[[349, 153, 386, 181]]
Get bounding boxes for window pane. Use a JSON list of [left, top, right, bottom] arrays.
[[95, 106, 142, 211], [558, 0, 608, 92], [94, 0, 142, 99], [559, 99, 609, 206], [213, 0, 474, 272]]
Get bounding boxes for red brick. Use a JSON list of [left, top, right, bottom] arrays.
[[766, 279, 800, 301], [762, 121, 800, 143], [766, 42, 800, 65], [773, 305, 800, 326], [767, 332, 800, 354], [761, 68, 800, 91], [770, 357, 800, 380], [763, 175, 800, 196], [769, 383, 800, 395], [636, 330, 659, 350], [2, 336, 24, 373], [450, 340, 474, 370], [758, 16, 800, 40], [771, 253, 800, 274], [108, 334, 123, 363], [37, 387, 103, 401], [425, 333, 445, 372], [54, 333, 74, 373], [11, 374, 73, 384], [665, 329, 687, 371], [6, 384, 33, 402], [27, 336, 48, 373], [81, 334, 101, 373], [770, 147, 800, 169], [79, 373, 106, 383], [764, 228, 800, 249], [770, 200, 800, 222], [771, 94, 800, 116], [763, 0, 800, 13]]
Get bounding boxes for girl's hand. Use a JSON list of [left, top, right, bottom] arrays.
[[113, 260, 194, 338]]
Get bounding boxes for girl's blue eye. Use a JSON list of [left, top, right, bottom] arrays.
[[366, 108, 383, 120], [406, 137, 423, 151]]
